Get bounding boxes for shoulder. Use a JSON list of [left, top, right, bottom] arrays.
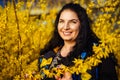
[[38, 47, 60, 63], [38, 50, 56, 70], [38, 50, 56, 63], [41, 47, 60, 59], [98, 53, 118, 80], [43, 50, 56, 59], [99, 53, 117, 68]]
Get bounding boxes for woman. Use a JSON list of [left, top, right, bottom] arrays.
[[38, 3, 118, 80]]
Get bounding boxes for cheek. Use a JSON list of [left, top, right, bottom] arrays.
[[57, 26, 60, 33], [57, 26, 62, 36], [75, 29, 79, 37], [58, 25, 63, 32], [74, 27, 80, 37]]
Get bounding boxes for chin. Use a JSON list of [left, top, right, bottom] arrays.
[[64, 38, 73, 41]]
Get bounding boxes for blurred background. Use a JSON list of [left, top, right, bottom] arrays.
[[0, 0, 120, 80]]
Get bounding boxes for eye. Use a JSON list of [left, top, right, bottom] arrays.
[[72, 20, 77, 23], [70, 20, 78, 24], [59, 20, 64, 23]]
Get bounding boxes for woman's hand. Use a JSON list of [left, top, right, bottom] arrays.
[[55, 71, 73, 80]]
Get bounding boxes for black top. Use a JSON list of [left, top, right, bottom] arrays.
[[38, 50, 118, 80]]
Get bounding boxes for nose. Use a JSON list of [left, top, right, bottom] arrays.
[[64, 22, 70, 30]]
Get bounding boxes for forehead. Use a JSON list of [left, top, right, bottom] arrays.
[[59, 9, 78, 19]]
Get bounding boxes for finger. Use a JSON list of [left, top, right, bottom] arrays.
[[55, 75, 61, 80], [64, 72, 72, 77], [63, 72, 72, 80]]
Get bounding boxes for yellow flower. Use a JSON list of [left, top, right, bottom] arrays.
[[40, 58, 52, 67], [81, 72, 92, 80]]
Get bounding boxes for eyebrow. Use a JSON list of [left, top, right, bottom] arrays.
[[59, 18, 79, 21]]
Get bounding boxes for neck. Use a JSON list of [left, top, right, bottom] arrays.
[[60, 41, 76, 57]]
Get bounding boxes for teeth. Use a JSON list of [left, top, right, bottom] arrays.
[[63, 32, 71, 35]]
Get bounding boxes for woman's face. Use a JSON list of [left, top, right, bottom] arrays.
[[58, 9, 80, 42]]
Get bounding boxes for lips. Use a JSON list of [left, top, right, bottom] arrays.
[[63, 31, 72, 36]]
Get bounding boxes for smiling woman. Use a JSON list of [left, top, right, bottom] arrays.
[[38, 2, 118, 80], [57, 9, 80, 57]]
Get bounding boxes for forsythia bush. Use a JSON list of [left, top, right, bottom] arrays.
[[0, 0, 120, 80]]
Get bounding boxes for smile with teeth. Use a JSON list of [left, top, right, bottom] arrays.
[[63, 31, 72, 35]]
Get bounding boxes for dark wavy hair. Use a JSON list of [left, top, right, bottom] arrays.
[[40, 3, 99, 62]]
